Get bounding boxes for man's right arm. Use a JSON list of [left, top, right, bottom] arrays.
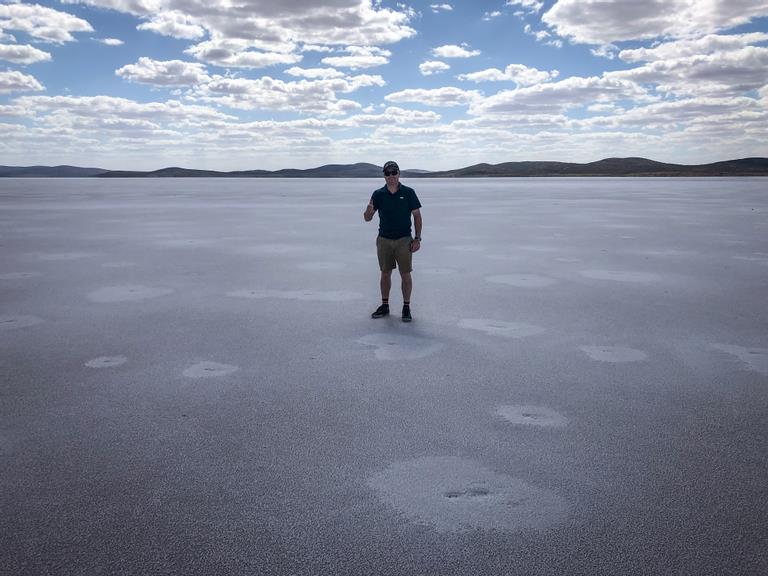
[[363, 195, 376, 221]]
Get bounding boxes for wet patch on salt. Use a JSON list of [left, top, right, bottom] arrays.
[[358, 333, 444, 361], [227, 289, 362, 302], [297, 261, 346, 271], [495, 405, 568, 427], [486, 274, 558, 288], [711, 344, 768, 376], [36, 252, 97, 261], [85, 356, 127, 368], [367, 456, 569, 533], [580, 346, 648, 363], [458, 318, 545, 338], [580, 270, 661, 283], [183, 361, 239, 379], [0, 272, 42, 280], [87, 285, 174, 303], [0, 315, 44, 331]]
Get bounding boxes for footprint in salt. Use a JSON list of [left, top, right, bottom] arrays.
[[182, 361, 239, 379], [710, 344, 768, 376], [86, 285, 174, 303], [486, 274, 558, 288], [580, 270, 661, 283], [0, 315, 44, 331], [580, 346, 648, 363], [458, 318, 545, 338], [357, 333, 444, 360], [495, 405, 568, 428], [85, 356, 128, 368], [367, 456, 569, 533], [227, 289, 362, 302]]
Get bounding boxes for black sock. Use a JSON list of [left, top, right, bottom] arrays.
[[403, 301, 410, 306]]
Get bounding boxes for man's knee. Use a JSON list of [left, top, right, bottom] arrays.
[[381, 270, 393, 278]]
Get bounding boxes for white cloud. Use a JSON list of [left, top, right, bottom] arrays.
[[430, 4, 453, 12], [116, 57, 210, 86], [419, 60, 450, 76], [469, 75, 649, 115], [483, 11, 502, 21], [458, 63, 559, 85], [432, 44, 481, 58], [542, 0, 768, 45], [0, 3, 93, 44], [0, 43, 51, 64], [385, 86, 482, 107], [62, 0, 416, 48], [321, 46, 391, 69], [619, 33, 768, 62], [284, 67, 345, 79], [185, 39, 302, 68], [609, 46, 768, 97], [136, 10, 205, 40], [0, 69, 44, 93], [506, 0, 543, 12], [191, 74, 385, 114], [97, 38, 124, 46]]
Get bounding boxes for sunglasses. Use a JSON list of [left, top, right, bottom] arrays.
[[384, 170, 399, 176]]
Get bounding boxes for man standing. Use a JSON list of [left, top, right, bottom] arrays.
[[364, 160, 422, 322]]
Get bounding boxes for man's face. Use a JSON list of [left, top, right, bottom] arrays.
[[384, 168, 399, 185]]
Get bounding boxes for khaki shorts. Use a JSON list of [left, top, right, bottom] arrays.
[[376, 236, 413, 273]]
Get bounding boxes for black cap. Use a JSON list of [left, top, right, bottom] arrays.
[[383, 161, 399, 173]]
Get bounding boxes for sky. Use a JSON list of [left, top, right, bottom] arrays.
[[1, 0, 767, 171]]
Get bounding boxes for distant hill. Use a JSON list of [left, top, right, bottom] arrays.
[[1, 158, 767, 178], [0, 165, 109, 177]]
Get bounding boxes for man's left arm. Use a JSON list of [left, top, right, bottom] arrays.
[[411, 208, 422, 252]]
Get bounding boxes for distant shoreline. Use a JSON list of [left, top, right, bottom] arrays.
[[1, 157, 767, 178]]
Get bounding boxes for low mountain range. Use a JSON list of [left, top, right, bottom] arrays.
[[1, 157, 767, 178]]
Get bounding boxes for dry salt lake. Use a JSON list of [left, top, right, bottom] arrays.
[[1, 177, 767, 575]]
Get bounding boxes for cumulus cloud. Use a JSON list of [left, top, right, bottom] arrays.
[[284, 67, 345, 79], [116, 57, 210, 86], [185, 39, 302, 68], [483, 11, 502, 21], [469, 75, 648, 115], [609, 46, 768, 97], [321, 46, 392, 69], [0, 3, 93, 44], [385, 87, 482, 107], [542, 0, 768, 45], [458, 64, 559, 85], [506, 0, 543, 12], [430, 4, 453, 12], [419, 60, 450, 76], [97, 38, 124, 46], [619, 32, 768, 62], [0, 43, 51, 64], [136, 11, 205, 40], [432, 44, 481, 58], [0, 69, 44, 93], [191, 73, 385, 114]]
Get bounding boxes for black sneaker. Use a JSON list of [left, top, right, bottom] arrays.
[[402, 304, 412, 322], [371, 303, 389, 318]]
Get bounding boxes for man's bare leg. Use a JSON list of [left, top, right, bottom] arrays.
[[400, 271, 412, 303], [380, 270, 392, 301]]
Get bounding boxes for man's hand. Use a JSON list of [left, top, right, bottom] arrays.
[[364, 201, 375, 221], [410, 238, 421, 253]]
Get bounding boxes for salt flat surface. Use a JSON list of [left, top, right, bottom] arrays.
[[1, 177, 767, 576]]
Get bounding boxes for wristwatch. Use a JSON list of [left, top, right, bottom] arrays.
[[414, 236, 421, 241]]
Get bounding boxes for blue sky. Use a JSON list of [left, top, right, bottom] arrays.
[[1, 0, 767, 170]]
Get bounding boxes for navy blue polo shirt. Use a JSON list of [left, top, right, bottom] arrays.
[[371, 183, 421, 240]]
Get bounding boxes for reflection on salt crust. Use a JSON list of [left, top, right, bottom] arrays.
[[367, 456, 569, 533]]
